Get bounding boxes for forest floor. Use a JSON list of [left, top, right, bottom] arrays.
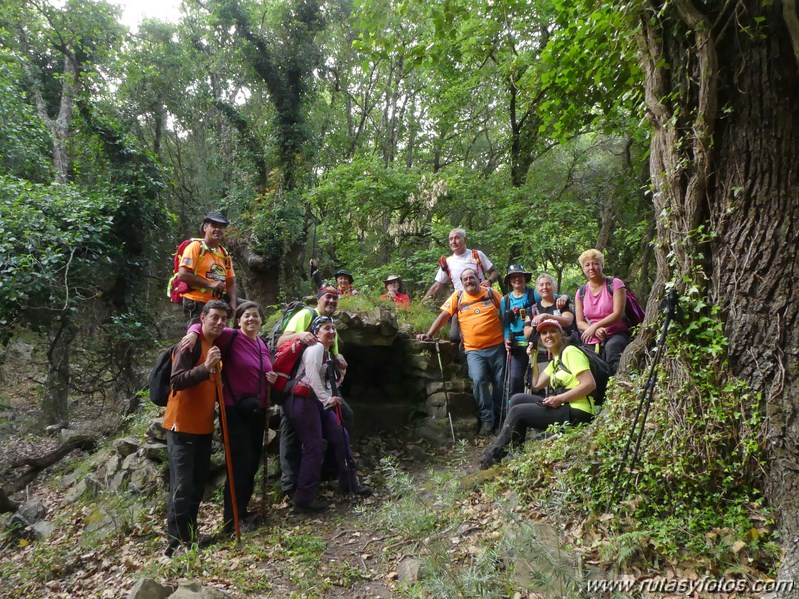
[[0, 339, 778, 598], [0, 393, 580, 599]]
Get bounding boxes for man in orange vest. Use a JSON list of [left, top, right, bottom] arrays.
[[163, 299, 228, 557], [417, 269, 505, 437], [177, 212, 237, 323]]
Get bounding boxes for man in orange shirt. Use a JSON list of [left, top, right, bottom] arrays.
[[417, 269, 505, 437], [163, 300, 227, 557], [177, 212, 237, 323]]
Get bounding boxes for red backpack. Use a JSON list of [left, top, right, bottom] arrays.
[[271, 339, 312, 404], [166, 239, 228, 303]]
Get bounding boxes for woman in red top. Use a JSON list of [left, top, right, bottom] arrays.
[[381, 275, 410, 307]]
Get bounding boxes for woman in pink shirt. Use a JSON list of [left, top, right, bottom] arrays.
[[574, 249, 630, 374]]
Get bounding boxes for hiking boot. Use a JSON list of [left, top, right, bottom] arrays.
[[479, 451, 499, 470], [294, 499, 330, 513], [475, 420, 494, 438], [165, 541, 187, 558], [353, 483, 373, 497]]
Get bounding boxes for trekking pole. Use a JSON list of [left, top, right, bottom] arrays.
[[334, 403, 358, 493], [500, 346, 512, 427], [261, 385, 270, 519], [609, 288, 678, 509], [434, 340, 457, 444], [215, 370, 240, 544], [328, 360, 357, 492]]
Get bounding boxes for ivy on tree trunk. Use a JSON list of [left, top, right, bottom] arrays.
[[640, 0, 799, 588]]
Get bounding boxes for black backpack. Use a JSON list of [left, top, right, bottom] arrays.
[[268, 302, 317, 352], [148, 342, 202, 407], [554, 343, 612, 406]]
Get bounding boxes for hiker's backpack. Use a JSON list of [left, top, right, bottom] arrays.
[[148, 342, 202, 407], [456, 289, 501, 313], [166, 239, 228, 304], [267, 303, 317, 352], [579, 277, 645, 329], [271, 339, 312, 404], [555, 343, 612, 406], [439, 249, 484, 287]]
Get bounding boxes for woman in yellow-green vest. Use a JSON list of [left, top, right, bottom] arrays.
[[480, 318, 596, 469]]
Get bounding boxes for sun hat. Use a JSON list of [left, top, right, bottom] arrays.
[[503, 264, 532, 286]]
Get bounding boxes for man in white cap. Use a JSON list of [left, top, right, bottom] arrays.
[[381, 275, 410, 307]]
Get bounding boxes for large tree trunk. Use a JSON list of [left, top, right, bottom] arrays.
[[42, 318, 77, 425], [640, 0, 799, 591]]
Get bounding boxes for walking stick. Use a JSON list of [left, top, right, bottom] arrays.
[[261, 385, 270, 519], [328, 360, 357, 491], [609, 288, 678, 509], [500, 346, 512, 427], [215, 371, 240, 544], [434, 340, 457, 444]]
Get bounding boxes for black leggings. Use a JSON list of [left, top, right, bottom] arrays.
[[487, 393, 593, 461]]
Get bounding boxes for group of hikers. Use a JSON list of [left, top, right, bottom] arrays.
[[160, 213, 636, 557]]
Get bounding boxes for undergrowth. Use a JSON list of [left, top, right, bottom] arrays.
[[262, 293, 447, 340], [505, 293, 780, 575]]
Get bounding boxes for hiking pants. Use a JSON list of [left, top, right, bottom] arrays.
[[222, 406, 265, 528], [508, 345, 529, 397], [166, 430, 212, 546], [585, 332, 630, 375], [486, 393, 593, 461], [465, 343, 506, 425], [284, 396, 356, 507], [280, 399, 353, 493]]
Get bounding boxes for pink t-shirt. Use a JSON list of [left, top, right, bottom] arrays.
[[579, 277, 628, 343]]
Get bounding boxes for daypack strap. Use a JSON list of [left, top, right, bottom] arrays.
[[457, 289, 500, 313], [441, 249, 484, 286]]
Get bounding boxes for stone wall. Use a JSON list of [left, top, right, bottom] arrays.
[[335, 307, 477, 436]]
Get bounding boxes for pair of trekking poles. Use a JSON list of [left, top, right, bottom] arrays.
[[608, 287, 678, 509]]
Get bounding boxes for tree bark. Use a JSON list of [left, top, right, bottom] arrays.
[[42, 318, 77, 426], [639, 0, 799, 591]]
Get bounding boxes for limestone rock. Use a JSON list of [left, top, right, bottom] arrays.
[[82, 506, 117, 540], [147, 419, 166, 442], [127, 577, 174, 599], [102, 453, 122, 483], [142, 442, 167, 462], [31, 520, 56, 540], [114, 437, 140, 457], [397, 557, 421, 582], [128, 459, 162, 495], [16, 500, 46, 525], [63, 474, 103, 504], [168, 579, 233, 598]]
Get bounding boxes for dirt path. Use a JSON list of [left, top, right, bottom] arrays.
[[0, 419, 495, 598]]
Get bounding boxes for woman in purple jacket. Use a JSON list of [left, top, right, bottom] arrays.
[[186, 300, 277, 532]]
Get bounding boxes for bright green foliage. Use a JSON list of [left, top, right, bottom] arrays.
[[0, 177, 118, 341], [536, 0, 643, 139], [506, 291, 777, 570], [0, 50, 52, 181]]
